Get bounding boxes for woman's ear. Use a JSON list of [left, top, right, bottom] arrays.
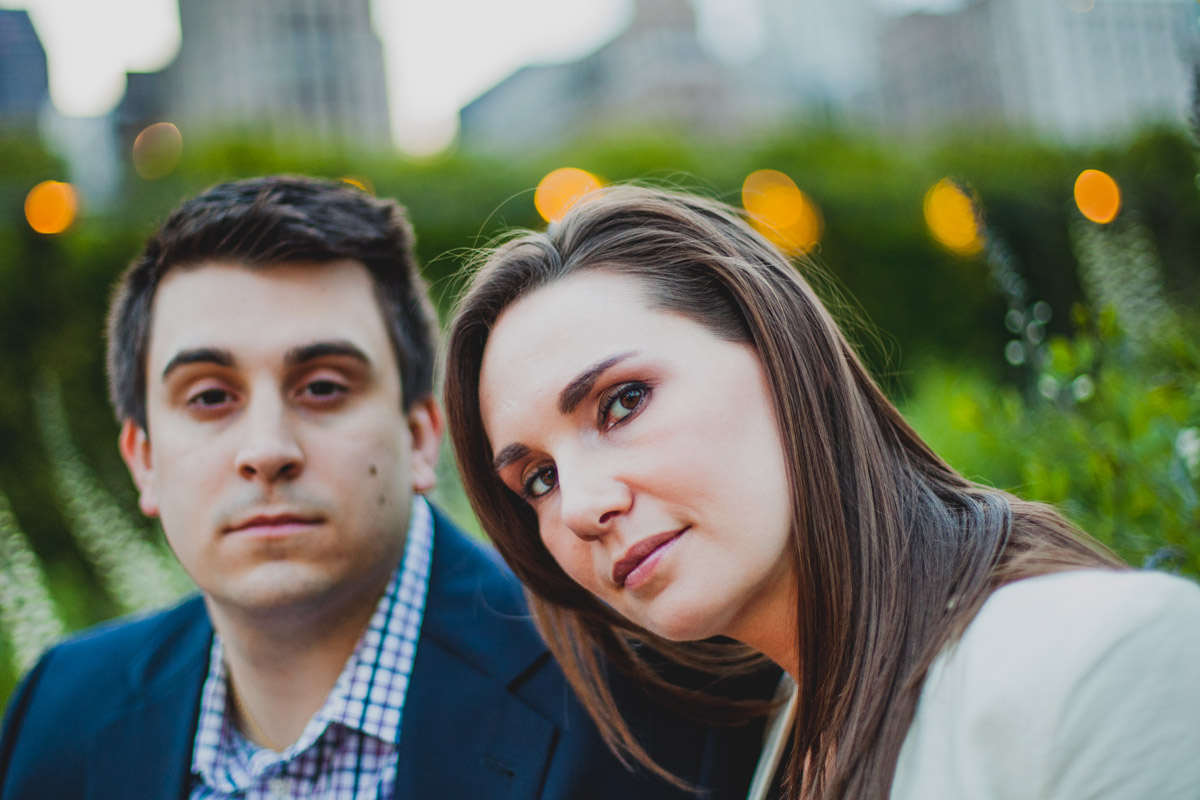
[[118, 419, 160, 517], [406, 396, 445, 495]]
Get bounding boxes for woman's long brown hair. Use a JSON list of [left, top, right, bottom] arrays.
[[442, 186, 1124, 798]]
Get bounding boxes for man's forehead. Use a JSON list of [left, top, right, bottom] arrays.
[[146, 259, 390, 371]]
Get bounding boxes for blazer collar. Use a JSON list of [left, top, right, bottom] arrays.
[[88, 507, 553, 800], [419, 506, 549, 685], [90, 597, 212, 800], [395, 508, 561, 800]]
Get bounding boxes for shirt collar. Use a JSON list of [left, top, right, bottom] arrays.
[[191, 496, 434, 789]]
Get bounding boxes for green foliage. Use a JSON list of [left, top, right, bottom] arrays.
[[0, 123, 1197, 708], [0, 490, 64, 679], [901, 298, 1200, 575]]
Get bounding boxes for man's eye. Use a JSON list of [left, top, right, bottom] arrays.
[[522, 465, 558, 499], [188, 388, 231, 408], [601, 383, 650, 429], [301, 380, 347, 400]]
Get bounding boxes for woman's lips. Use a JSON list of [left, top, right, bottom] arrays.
[[612, 528, 687, 588]]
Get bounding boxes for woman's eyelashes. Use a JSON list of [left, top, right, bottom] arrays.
[[599, 382, 650, 429], [516, 381, 650, 502], [521, 464, 558, 499]]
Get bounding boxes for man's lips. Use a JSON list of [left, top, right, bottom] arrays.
[[223, 513, 324, 534], [612, 528, 687, 587]]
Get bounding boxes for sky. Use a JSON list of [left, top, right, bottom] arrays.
[[1, 0, 958, 155]]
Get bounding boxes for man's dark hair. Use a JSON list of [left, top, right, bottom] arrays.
[[106, 175, 438, 431]]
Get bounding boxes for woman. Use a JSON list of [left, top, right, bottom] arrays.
[[443, 186, 1200, 798]]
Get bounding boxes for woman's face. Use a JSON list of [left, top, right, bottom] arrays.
[[479, 270, 796, 651]]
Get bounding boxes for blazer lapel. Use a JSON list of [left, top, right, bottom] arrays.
[[87, 600, 212, 800], [395, 637, 558, 799], [395, 512, 559, 800]]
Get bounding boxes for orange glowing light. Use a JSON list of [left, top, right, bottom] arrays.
[[741, 170, 823, 254], [923, 179, 983, 256], [132, 122, 183, 179], [25, 181, 79, 235], [535, 168, 602, 223], [1074, 169, 1120, 224]]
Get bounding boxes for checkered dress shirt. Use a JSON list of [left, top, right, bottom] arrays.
[[188, 497, 433, 800]]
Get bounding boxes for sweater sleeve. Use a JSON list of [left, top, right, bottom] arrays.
[[891, 570, 1200, 800]]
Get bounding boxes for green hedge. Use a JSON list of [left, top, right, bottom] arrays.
[[0, 125, 1196, 703]]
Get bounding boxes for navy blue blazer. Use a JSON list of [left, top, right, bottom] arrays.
[[0, 508, 764, 799]]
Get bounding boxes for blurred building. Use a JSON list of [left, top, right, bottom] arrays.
[[0, 9, 49, 129], [755, 0, 885, 124], [880, 0, 1199, 141], [460, 0, 791, 152], [117, 0, 391, 152]]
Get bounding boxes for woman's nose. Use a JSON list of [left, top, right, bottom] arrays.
[[557, 456, 632, 541]]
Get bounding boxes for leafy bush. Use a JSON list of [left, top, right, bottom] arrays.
[[0, 125, 1196, 705], [901, 218, 1199, 574]]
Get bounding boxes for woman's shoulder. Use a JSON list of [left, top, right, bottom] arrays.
[[981, 566, 1200, 619], [961, 568, 1200, 660], [892, 568, 1200, 799], [921, 567, 1200, 709]]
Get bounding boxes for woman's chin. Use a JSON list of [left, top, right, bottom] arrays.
[[634, 602, 725, 643]]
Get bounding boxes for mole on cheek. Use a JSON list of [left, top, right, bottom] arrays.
[[378, 495, 385, 506], [369, 464, 377, 477]]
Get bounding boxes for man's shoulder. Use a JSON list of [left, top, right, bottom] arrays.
[[55, 593, 209, 655], [0, 596, 211, 799], [7, 595, 210, 717]]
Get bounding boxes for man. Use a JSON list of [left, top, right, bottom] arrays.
[[0, 177, 764, 798]]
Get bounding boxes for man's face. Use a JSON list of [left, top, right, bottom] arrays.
[[120, 259, 441, 621]]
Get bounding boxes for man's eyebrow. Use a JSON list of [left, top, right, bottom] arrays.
[[557, 352, 637, 415], [284, 340, 372, 368], [161, 348, 234, 381], [492, 443, 530, 473]]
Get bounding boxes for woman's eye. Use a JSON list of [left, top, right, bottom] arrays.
[[523, 465, 558, 499], [601, 383, 649, 429]]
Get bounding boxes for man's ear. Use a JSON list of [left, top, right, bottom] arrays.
[[406, 396, 444, 495], [118, 419, 160, 518]]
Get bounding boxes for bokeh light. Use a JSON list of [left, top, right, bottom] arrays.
[[741, 169, 823, 254], [24, 181, 79, 235], [923, 178, 983, 256], [1059, 0, 1096, 11], [534, 168, 602, 223], [1074, 169, 1121, 224], [132, 122, 183, 180]]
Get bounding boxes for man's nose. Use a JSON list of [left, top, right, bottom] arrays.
[[234, 395, 304, 482], [557, 454, 632, 542]]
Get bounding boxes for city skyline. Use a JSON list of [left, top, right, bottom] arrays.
[[2, 0, 961, 154]]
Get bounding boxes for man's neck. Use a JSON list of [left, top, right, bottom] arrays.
[[207, 574, 392, 751]]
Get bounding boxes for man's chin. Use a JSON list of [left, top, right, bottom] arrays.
[[206, 566, 344, 617]]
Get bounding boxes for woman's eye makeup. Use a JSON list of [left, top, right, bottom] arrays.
[[509, 380, 649, 502], [599, 382, 650, 429], [521, 464, 558, 499]]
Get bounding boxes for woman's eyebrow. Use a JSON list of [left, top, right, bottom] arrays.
[[493, 443, 530, 473], [557, 351, 637, 415]]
